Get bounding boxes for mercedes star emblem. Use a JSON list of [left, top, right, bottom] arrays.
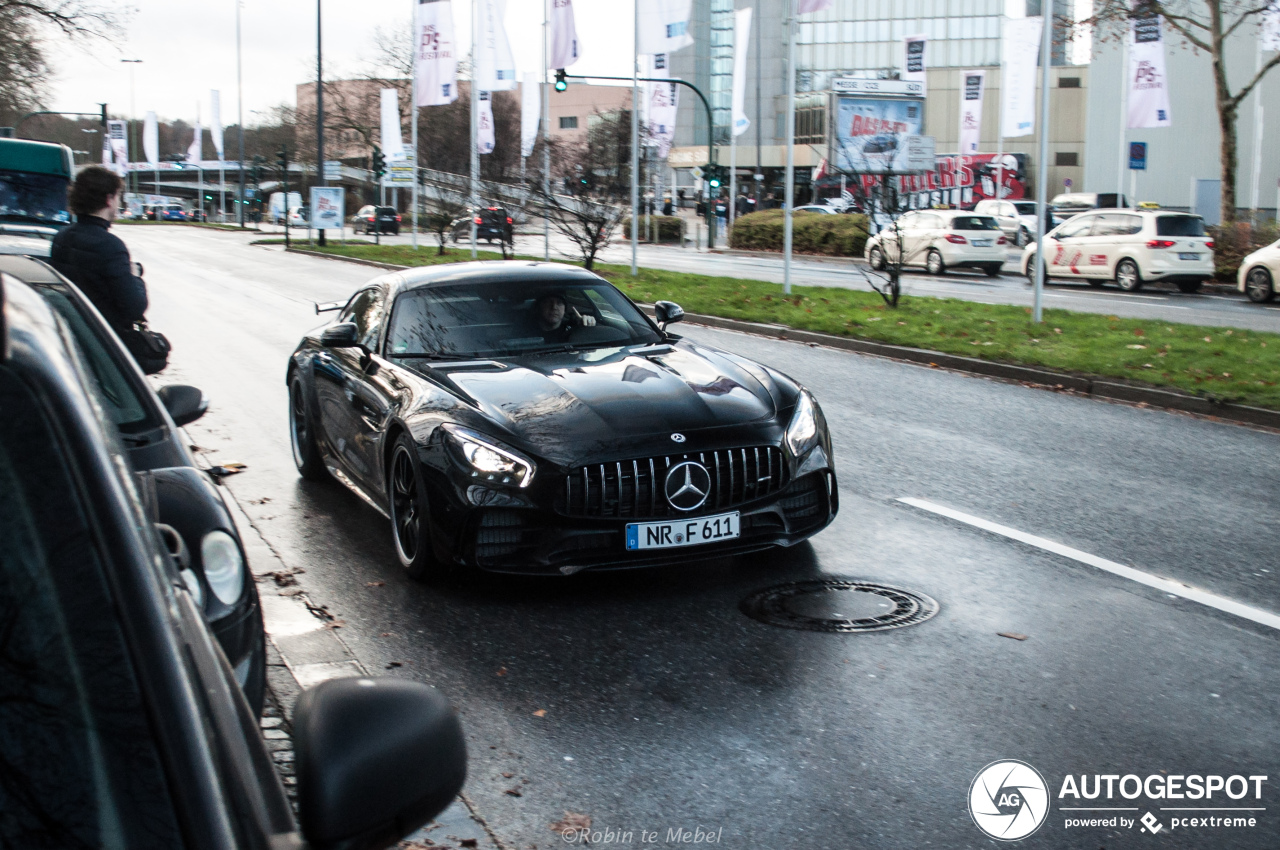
[[664, 461, 711, 511], [670, 433, 686, 443]]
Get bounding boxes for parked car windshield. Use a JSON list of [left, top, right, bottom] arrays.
[[1156, 215, 1207, 237], [1012, 202, 1038, 215], [951, 216, 1001, 231], [386, 280, 662, 359], [0, 170, 71, 226]]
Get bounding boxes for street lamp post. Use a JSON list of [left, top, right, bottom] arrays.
[[122, 59, 143, 201], [237, 0, 246, 228]]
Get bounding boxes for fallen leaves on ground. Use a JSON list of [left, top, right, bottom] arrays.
[[496, 667, 507, 677], [365, 581, 386, 587], [322, 619, 346, 630], [532, 709, 547, 718], [550, 812, 591, 835], [504, 788, 522, 797], [998, 632, 1029, 641]]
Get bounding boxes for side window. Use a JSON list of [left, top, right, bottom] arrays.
[[1056, 216, 1096, 240], [1120, 215, 1143, 235]]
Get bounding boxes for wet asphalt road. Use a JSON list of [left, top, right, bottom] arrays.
[[130, 226, 1279, 849]]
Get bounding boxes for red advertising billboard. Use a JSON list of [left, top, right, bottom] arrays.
[[817, 153, 1029, 211]]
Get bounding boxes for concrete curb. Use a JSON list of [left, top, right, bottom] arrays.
[[271, 244, 1280, 431]]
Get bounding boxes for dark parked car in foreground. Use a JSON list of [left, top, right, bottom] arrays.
[[287, 262, 837, 579], [0, 253, 267, 712], [0, 270, 467, 850]]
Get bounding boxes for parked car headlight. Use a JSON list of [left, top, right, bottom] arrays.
[[785, 391, 819, 457], [444, 426, 535, 488], [201, 530, 245, 606]]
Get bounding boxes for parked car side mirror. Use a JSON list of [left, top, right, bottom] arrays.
[[293, 677, 467, 850], [654, 300, 684, 331], [156, 384, 208, 427], [320, 322, 361, 348]]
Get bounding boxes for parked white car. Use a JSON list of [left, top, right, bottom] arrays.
[[286, 205, 309, 228], [1237, 239, 1280, 303], [865, 210, 1007, 276], [1020, 210, 1214, 293], [972, 199, 1051, 246]]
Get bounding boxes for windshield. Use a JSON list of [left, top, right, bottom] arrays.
[[0, 170, 70, 226], [1013, 202, 1037, 215], [386, 280, 663, 360], [1156, 215, 1207, 237], [951, 216, 1000, 231]]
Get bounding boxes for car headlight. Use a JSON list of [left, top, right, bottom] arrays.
[[785, 391, 819, 457], [201, 530, 245, 606], [444, 426, 536, 488]]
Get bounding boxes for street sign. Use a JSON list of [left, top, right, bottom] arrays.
[[383, 151, 416, 186], [1128, 142, 1147, 171], [1064, 178, 1073, 188], [691, 166, 704, 181], [832, 78, 925, 98], [901, 135, 936, 172], [309, 186, 344, 230], [323, 160, 342, 181]]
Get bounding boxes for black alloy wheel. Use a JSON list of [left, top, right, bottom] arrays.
[[1246, 267, 1275, 303], [1115, 258, 1144, 292], [289, 374, 328, 481], [1176, 279, 1203, 293], [389, 434, 448, 581], [926, 249, 946, 275]]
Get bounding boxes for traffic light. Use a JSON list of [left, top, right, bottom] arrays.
[[372, 145, 386, 179], [707, 164, 722, 190], [276, 146, 289, 174], [99, 103, 108, 126], [554, 69, 568, 92]]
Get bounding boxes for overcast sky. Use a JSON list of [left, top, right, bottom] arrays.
[[46, 0, 636, 127]]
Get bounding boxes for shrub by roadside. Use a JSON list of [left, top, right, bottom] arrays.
[[1209, 222, 1279, 281], [728, 209, 870, 257], [620, 215, 686, 243]]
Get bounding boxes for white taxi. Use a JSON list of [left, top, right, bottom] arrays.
[[1020, 210, 1214, 293], [1237, 239, 1279, 303], [865, 210, 1008, 277]]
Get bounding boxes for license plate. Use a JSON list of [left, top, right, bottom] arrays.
[[1179, 252, 1199, 260], [972, 239, 993, 247], [626, 511, 740, 550]]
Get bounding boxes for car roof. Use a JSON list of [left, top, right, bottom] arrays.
[[388, 261, 605, 294]]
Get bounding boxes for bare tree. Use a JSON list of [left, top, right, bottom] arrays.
[[0, 1, 120, 126], [1084, 0, 1280, 224]]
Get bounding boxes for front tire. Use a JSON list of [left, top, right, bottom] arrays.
[[926, 249, 946, 275], [868, 246, 886, 270], [388, 434, 449, 582], [289, 373, 328, 481], [1176, 279, 1203, 294], [1245, 267, 1275, 303], [1016, 227, 1030, 247], [1115, 258, 1143, 292]]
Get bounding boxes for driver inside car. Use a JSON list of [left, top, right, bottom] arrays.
[[533, 292, 595, 343]]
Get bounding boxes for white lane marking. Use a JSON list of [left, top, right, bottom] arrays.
[[896, 497, 1280, 632]]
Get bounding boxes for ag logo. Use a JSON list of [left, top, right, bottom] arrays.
[[968, 760, 1049, 841]]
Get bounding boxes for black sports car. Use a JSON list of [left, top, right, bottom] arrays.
[[0, 254, 266, 712], [287, 262, 837, 578]]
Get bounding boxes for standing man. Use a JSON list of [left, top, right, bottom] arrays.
[[50, 165, 156, 368]]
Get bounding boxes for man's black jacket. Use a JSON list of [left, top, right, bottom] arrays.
[[50, 215, 148, 331]]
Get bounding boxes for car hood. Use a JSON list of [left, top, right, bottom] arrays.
[[432, 344, 779, 459]]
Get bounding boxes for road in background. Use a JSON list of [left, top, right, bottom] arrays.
[[130, 226, 1279, 849]]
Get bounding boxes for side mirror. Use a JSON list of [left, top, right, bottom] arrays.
[[293, 677, 467, 850], [157, 384, 208, 427], [320, 322, 361, 348], [654, 300, 684, 331]]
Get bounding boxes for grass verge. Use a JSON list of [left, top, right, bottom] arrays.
[[273, 241, 1280, 411]]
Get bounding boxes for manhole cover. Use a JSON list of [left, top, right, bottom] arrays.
[[740, 580, 939, 633]]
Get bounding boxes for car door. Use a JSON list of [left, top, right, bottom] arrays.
[[908, 213, 943, 264], [314, 286, 388, 489], [880, 212, 915, 261], [1045, 214, 1098, 277], [1091, 213, 1143, 279]]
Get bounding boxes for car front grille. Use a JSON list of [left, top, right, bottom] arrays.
[[560, 446, 787, 519]]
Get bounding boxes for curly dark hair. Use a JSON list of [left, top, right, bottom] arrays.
[[68, 165, 124, 217]]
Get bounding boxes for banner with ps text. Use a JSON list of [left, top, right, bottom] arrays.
[[415, 0, 458, 106], [958, 70, 985, 155], [1127, 9, 1172, 129]]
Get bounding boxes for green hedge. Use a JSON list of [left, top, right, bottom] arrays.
[[1209, 222, 1279, 281], [728, 209, 870, 257], [621, 215, 686, 243]]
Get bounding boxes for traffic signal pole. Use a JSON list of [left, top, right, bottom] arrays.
[[557, 71, 718, 249]]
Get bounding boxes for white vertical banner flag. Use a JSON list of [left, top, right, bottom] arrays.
[[731, 7, 752, 137], [958, 70, 985, 154], [476, 91, 495, 154], [102, 133, 111, 167], [520, 72, 541, 158], [1128, 8, 1172, 128], [903, 35, 927, 94], [1000, 15, 1044, 138], [646, 54, 679, 159], [637, 0, 693, 55], [1264, 3, 1280, 51], [143, 111, 159, 167], [106, 120, 128, 174], [549, 0, 582, 69], [209, 89, 224, 160], [380, 88, 405, 159], [476, 0, 518, 91], [415, 0, 458, 106], [186, 123, 203, 163], [795, 0, 832, 12]]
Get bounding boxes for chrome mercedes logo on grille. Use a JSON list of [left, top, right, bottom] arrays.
[[670, 433, 686, 443], [664, 461, 711, 511]]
